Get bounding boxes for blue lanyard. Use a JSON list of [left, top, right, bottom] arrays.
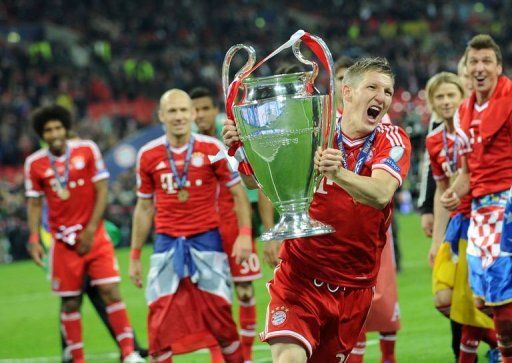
[[48, 146, 70, 188], [442, 129, 458, 174], [165, 136, 195, 189], [336, 118, 377, 175]]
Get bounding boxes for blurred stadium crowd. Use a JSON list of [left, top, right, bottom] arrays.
[[1, 0, 511, 261]]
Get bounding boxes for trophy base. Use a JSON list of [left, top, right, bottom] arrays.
[[260, 211, 335, 241]]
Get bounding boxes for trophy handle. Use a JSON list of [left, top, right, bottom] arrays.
[[292, 40, 319, 94], [293, 35, 336, 150], [222, 44, 256, 100]]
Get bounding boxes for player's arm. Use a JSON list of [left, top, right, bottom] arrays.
[[429, 178, 451, 267], [258, 190, 280, 268], [27, 196, 45, 267], [229, 183, 253, 264], [440, 156, 470, 211], [77, 179, 108, 256], [129, 197, 154, 288], [316, 147, 400, 210]]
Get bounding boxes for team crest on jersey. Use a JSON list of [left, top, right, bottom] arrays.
[[72, 156, 85, 170], [389, 146, 405, 162], [191, 153, 204, 167], [45, 168, 54, 177], [270, 306, 289, 326]]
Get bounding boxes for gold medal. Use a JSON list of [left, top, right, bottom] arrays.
[[177, 189, 189, 202], [58, 188, 70, 201]]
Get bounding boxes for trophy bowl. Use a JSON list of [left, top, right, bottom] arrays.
[[223, 32, 336, 241]]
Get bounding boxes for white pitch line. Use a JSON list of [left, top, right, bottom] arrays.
[[0, 340, 377, 362]]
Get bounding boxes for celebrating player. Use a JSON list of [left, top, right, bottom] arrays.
[[441, 34, 512, 362], [334, 57, 401, 363], [224, 57, 411, 363], [129, 89, 251, 363], [425, 71, 498, 363], [24, 105, 143, 363]]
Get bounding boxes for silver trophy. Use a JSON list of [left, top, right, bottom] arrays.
[[222, 32, 336, 241]]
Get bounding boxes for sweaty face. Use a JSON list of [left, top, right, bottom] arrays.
[[345, 70, 394, 135], [466, 48, 502, 98], [42, 120, 67, 154], [192, 96, 218, 134], [159, 93, 195, 137], [431, 82, 463, 123]]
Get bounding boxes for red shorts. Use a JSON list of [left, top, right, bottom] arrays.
[[219, 221, 262, 282], [50, 222, 120, 296], [260, 260, 373, 362]]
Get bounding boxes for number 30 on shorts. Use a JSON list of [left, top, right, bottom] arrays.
[[240, 253, 260, 274]]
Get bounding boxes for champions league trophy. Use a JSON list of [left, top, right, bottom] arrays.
[[222, 30, 337, 241]]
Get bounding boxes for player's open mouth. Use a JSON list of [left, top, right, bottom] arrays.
[[367, 105, 381, 121], [475, 75, 486, 84]]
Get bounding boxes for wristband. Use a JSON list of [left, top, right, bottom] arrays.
[[29, 233, 40, 245], [239, 226, 252, 236], [130, 248, 141, 260]]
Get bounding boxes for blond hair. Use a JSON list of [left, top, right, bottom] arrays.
[[425, 72, 465, 115]]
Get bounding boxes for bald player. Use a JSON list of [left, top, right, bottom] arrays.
[[130, 89, 251, 362]]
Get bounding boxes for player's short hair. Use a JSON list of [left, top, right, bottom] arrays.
[[275, 63, 304, 75], [334, 56, 355, 74], [189, 87, 218, 107], [31, 105, 72, 138], [465, 34, 502, 65], [425, 72, 465, 113], [342, 57, 395, 87]]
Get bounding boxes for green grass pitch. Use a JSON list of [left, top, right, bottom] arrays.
[[0, 214, 491, 362]]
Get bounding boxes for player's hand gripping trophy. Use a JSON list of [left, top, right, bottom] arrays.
[[222, 30, 337, 241]]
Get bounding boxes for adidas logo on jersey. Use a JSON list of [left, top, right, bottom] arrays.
[[155, 161, 167, 171]]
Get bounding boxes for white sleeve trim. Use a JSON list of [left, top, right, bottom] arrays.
[[372, 164, 403, 187], [433, 174, 447, 181], [226, 176, 242, 188], [25, 190, 44, 198], [261, 330, 313, 358], [137, 192, 154, 199], [92, 171, 110, 183]]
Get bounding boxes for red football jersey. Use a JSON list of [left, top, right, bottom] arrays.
[[24, 140, 109, 237], [456, 76, 512, 197], [425, 124, 472, 217], [280, 123, 411, 288], [136, 134, 240, 237]]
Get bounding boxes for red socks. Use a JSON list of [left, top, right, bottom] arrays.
[[379, 332, 396, 363], [346, 330, 366, 363], [239, 298, 256, 362], [493, 303, 512, 360], [61, 311, 84, 363], [221, 341, 244, 363], [106, 301, 135, 358]]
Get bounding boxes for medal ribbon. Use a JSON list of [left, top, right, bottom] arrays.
[[49, 145, 70, 189], [442, 129, 458, 174], [165, 136, 195, 190], [224, 30, 334, 175], [336, 117, 377, 175]]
